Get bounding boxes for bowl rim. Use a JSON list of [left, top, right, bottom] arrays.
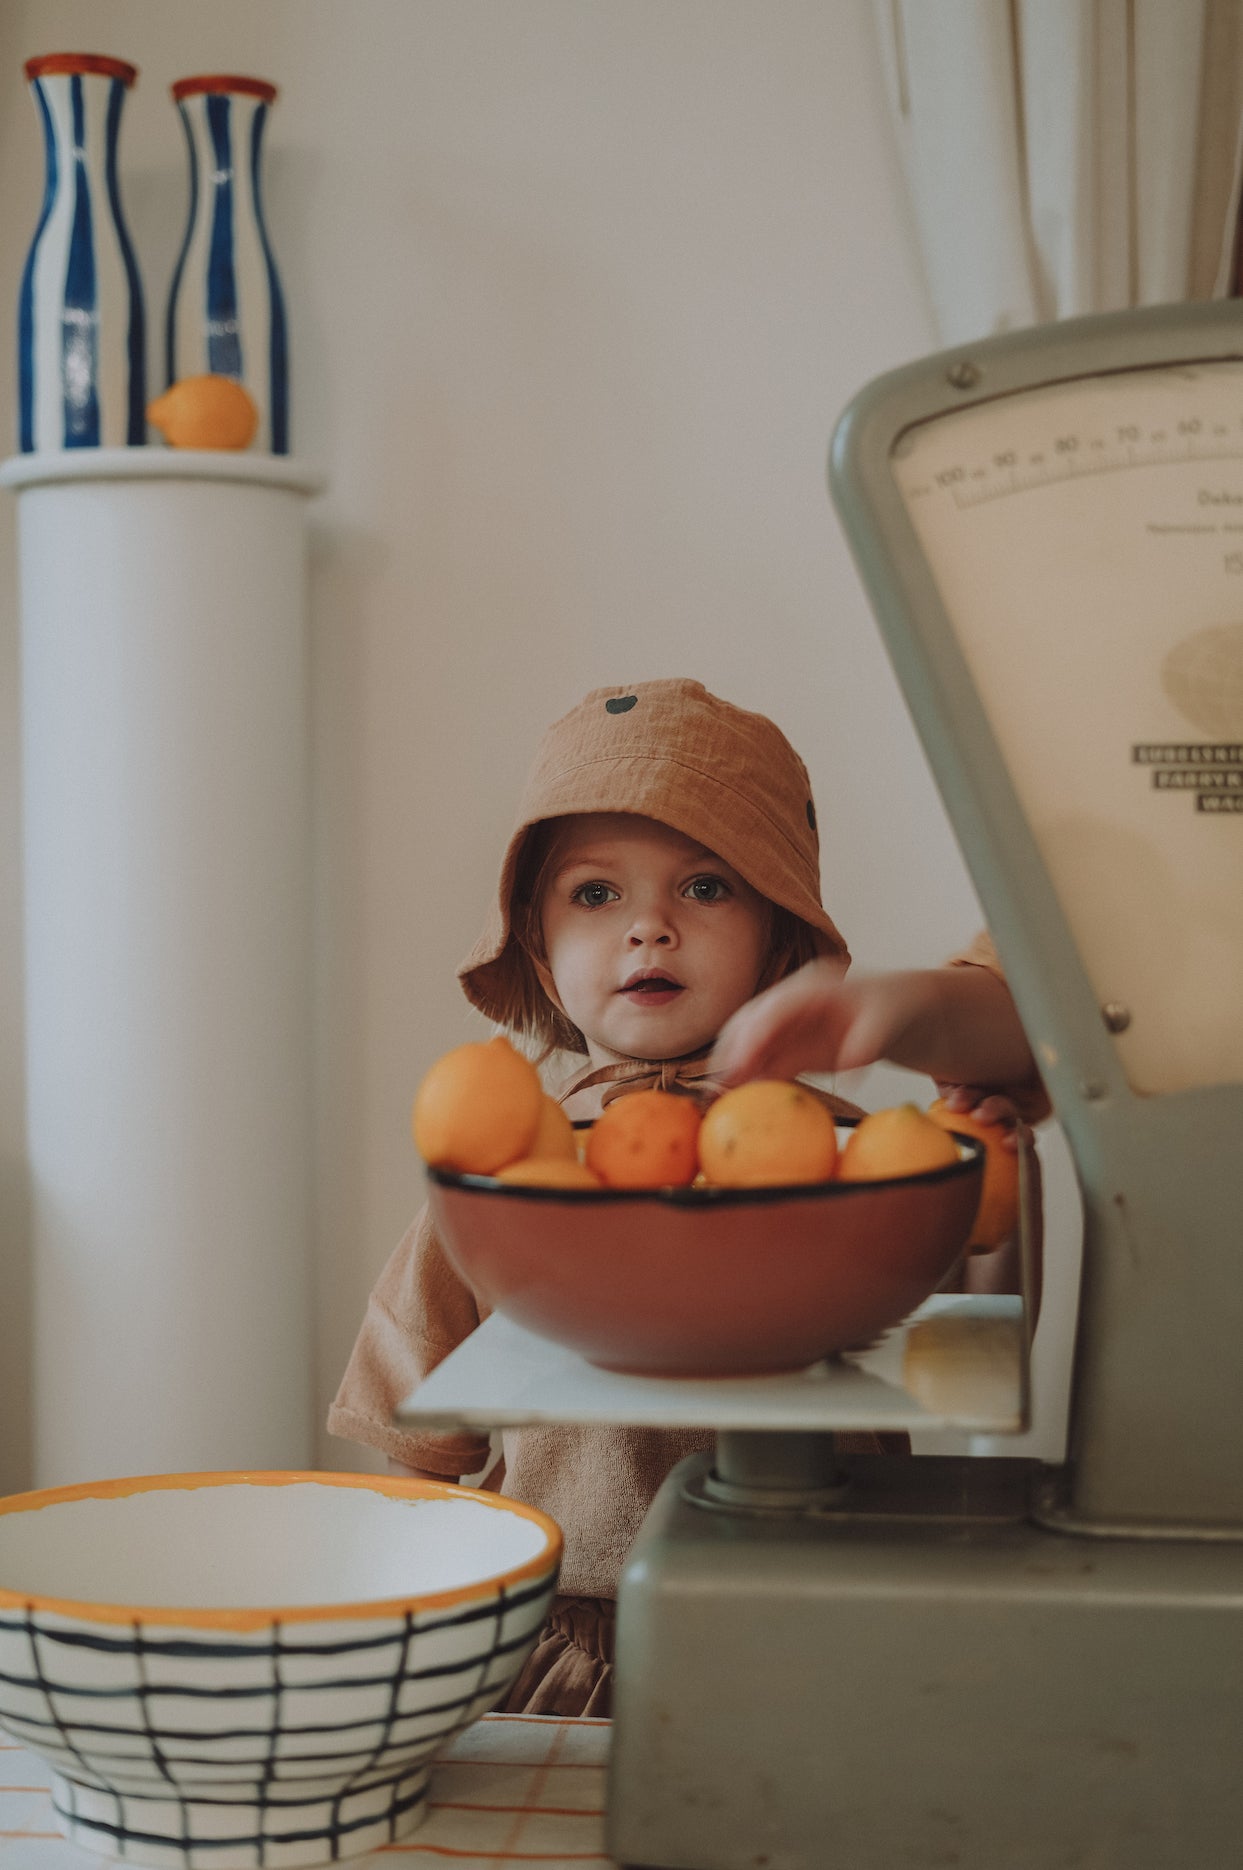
[[0, 1470, 561, 1632], [430, 1130, 983, 1205]]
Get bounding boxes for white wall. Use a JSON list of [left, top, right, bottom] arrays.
[[0, 0, 1078, 1492]]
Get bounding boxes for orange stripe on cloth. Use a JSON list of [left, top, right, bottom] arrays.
[[499, 1717, 569, 1858]]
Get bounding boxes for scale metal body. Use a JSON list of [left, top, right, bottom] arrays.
[[402, 303, 1243, 1868]]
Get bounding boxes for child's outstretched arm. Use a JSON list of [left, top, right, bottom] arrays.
[[710, 956, 1038, 1097]]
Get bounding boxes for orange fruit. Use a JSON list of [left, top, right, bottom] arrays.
[[926, 1099, 1020, 1249], [494, 1157, 603, 1189], [836, 1103, 960, 1182], [696, 1080, 838, 1188], [412, 1035, 543, 1174], [529, 1094, 578, 1161], [147, 375, 259, 449], [585, 1089, 702, 1188]]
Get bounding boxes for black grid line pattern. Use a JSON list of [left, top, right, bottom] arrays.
[[133, 1617, 192, 1858], [0, 1567, 557, 1868], [256, 1617, 285, 1851], [326, 1606, 416, 1844], [53, 1763, 432, 1865]]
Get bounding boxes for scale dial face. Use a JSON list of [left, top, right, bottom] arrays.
[[890, 361, 1243, 1097]]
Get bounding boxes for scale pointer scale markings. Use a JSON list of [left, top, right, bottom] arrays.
[[898, 364, 1243, 508]]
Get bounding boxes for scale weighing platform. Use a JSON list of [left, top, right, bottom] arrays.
[[399, 1295, 1028, 1442], [400, 302, 1243, 1869]]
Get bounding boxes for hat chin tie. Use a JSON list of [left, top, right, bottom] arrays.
[[558, 1046, 722, 1110]]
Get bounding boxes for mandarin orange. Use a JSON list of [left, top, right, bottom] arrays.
[[696, 1080, 838, 1187], [494, 1157, 603, 1188], [528, 1094, 578, 1161], [147, 375, 259, 449], [926, 1099, 1020, 1249], [585, 1089, 702, 1189], [412, 1035, 543, 1174], [835, 1103, 960, 1182]]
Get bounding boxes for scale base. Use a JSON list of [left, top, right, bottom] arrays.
[[609, 1451, 1243, 1870]]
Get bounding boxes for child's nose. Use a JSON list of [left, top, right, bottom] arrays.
[[627, 902, 677, 946]]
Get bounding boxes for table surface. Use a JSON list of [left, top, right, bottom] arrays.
[[396, 1294, 1028, 1435], [0, 1714, 612, 1869]]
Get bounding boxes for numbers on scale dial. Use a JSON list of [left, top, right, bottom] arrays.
[[906, 408, 1243, 507]]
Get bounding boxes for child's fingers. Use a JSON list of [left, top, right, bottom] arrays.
[[970, 1093, 1021, 1128], [710, 959, 851, 1083], [975, 1098, 1034, 1157], [709, 992, 794, 1081], [936, 1085, 1027, 1152], [938, 1083, 1016, 1123]]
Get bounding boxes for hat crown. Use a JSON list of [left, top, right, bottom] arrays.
[[519, 678, 820, 884]]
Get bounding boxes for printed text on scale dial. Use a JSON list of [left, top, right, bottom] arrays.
[[895, 364, 1243, 512]]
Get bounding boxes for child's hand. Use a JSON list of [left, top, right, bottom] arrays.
[[935, 1083, 1026, 1153], [710, 959, 929, 1086], [710, 957, 882, 1084], [934, 1085, 1041, 1316]]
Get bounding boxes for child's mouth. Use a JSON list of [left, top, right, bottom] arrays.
[[618, 971, 684, 1006]]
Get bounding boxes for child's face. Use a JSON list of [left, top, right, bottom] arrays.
[[536, 814, 773, 1064]]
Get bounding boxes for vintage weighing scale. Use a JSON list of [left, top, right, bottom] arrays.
[[401, 301, 1243, 1867]]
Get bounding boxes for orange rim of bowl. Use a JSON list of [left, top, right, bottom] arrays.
[[172, 73, 277, 103], [25, 53, 138, 85], [0, 1471, 561, 1632], [430, 1130, 983, 1204]]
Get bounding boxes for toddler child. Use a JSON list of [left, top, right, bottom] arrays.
[[328, 678, 1046, 1715]]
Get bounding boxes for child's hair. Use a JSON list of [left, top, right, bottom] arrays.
[[456, 679, 850, 1057]]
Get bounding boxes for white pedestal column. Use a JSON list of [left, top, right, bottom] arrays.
[[2, 450, 322, 1487]]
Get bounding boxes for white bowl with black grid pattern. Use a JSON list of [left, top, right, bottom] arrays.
[[0, 1471, 561, 1868]]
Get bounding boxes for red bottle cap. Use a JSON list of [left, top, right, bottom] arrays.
[[171, 74, 278, 104], [25, 53, 138, 85]]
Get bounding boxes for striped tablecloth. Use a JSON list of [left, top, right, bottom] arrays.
[[0, 1714, 612, 1868]]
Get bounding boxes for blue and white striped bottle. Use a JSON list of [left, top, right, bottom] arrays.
[[17, 53, 147, 453], [166, 75, 289, 454]]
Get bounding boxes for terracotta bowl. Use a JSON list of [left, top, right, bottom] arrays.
[[0, 1471, 561, 1868], [428, 1129, 984, 1377]]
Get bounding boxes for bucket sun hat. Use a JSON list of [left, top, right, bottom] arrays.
[[458, 679, 849, 1048]]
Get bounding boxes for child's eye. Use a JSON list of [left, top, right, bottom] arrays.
[[570, 881, 619, 907], [685, 875, 730, 902]]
